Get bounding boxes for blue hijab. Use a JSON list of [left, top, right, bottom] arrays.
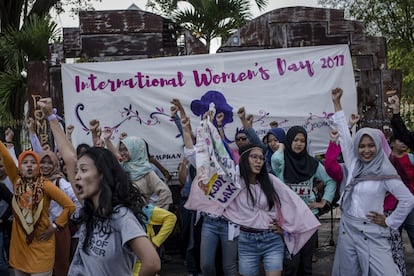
[[121, 136, 153, 181], [265, 128, 286, 172]]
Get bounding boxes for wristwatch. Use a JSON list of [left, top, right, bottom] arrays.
[[52, 222, 59, 231]]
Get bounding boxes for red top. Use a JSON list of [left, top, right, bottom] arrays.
[[385, 153, 414, 212]]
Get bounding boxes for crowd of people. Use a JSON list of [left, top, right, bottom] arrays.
[[0, 88, 413, 276]]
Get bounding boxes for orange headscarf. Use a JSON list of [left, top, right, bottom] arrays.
[[13, 150, 44, 243], [18, 150, 41, 175]]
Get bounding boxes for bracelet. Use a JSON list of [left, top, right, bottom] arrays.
[[47, 114, 57, 121]]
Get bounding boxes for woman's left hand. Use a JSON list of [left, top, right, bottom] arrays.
[[366, 211, 387, 227], [38, 225, 56, 241]]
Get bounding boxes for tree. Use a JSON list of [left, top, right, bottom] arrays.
[[146, 0, 268, 15], [171, 0, 254, 51], [319, 0, 414, 98], [0, 0, 97, 123], [0, 15, 59, 122], [0, 0, 97, 31], [144, 0, 268, 52]]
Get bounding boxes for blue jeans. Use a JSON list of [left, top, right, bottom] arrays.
[[403, 207, 414, 249], [200, 215, 238, 276], [0, 231, 9, 276], [239, 230, 284, 276]]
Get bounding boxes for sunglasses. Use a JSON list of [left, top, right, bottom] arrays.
[[235, 137, 248, 141]]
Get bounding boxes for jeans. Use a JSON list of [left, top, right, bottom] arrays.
[[403, 207, 414, 249], [200, 215, 238, 276], [238, 230, 284, 275], [0, 231, 9, 276]]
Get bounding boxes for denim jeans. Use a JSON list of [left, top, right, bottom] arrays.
[[0, 231, 9, 276], [403, 207, 414, 249], [238, 230, 284, 275], [200, 215, 238, 276]]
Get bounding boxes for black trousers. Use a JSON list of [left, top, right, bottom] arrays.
[[283, 231, 318, 276]]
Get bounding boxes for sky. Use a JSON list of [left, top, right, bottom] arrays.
[[54, 0, 321, 52]]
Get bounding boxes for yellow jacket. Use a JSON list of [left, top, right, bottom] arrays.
[[143, 204, 177, 247]]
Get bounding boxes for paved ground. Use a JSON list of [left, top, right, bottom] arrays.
[[161, 208, 414, 276]]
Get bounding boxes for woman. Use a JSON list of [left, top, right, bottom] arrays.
[[325, 129, 408, 275], [223, 144, 318, 276], [271, 125, 336, 276], [39, 150, 81, 276], [264, 128, 285, 173], [68, 147, 161, 275], [331, 88, 414, 276], [181, 116, 238, 276], [132, 204, 177, 276], [104, 135, 172, 210], [0, 143, 76, 276], [38, 97, 161, 276]]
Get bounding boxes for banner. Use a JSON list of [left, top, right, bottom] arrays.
[[61, 44, 357, 172]]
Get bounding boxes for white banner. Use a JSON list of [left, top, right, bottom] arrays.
[[61, 44, 357, 172]]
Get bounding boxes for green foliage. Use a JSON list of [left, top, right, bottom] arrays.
[[0, 15, 59, 121], [0, 70, 26, 121], [171, 0, 253, 50], [318, 0, 413, 45], [388, 47, 414, 98], [146, 0, 268, 15], [53, 0, 98, 18]]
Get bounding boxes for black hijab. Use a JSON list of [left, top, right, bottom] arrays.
[[284, 126, 319, 183]]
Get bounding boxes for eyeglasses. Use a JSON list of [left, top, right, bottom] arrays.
[[235, 136, 248, 141], [249, 154, 265, 162]]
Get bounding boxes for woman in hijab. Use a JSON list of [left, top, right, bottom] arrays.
[[331, 87, 414, 276], [265, 128, 286, 173], [119, 136, 172, 210], [271, 125, 336, 276], [39, 150, 81, 276], [0, 144, 75, 276]]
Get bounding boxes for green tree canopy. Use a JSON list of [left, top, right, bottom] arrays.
[[0, 15, 59, 121], [146, 0, 268, 15], [171, 0, 253, 51]]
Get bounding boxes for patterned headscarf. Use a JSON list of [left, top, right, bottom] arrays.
[[352, 128, 398, 178], [13, 150, 44, 243], [39, 150, 65, 182], [121, 136, 153, 181]]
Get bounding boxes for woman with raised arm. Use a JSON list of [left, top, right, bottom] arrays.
[[331, 88, 414, 276], [38, 98, 161, 276], [39, 150, 81, 276], [0, 140, 75, 275], [181, 115, 238, 276], [271, 125, 336, 276]]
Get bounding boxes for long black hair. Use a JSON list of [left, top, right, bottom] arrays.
[[74, 147, 146, 253], [238, 144, 280, 210]]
